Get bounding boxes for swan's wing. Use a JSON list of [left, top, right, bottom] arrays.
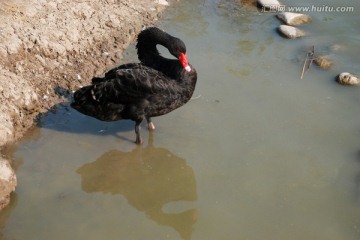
[[91, 66, 176, 103], [91, 63, 143, 84], [115, 66, 174, 92]]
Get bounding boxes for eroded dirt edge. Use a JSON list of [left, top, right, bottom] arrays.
[[0, 0, 171, 209]]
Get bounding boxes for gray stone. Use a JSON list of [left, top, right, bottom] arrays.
[[277, 12, 312, 26], [277, 25, 306, 39]]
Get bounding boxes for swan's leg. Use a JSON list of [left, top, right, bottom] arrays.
[[146, 117, 156, 131], [135, 120, 143, 144]]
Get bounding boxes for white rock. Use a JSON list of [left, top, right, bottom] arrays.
[[0, 161, 14, 182], [277, 12, 312, 26], [257, 0, 281, 8], [277, 25, 305, 39], [0, 158, 17, 210], [337, 72, 360, 86], [156, 0, 169, 6], [102, 52, 110, 58], [0, 116, 14, 147]]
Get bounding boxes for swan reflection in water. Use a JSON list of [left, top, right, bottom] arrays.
[[76, 135, 198, 240]]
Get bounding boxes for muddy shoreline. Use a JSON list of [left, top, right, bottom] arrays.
[[0, 0, 171, 209]]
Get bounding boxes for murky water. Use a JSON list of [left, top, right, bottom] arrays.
[[2, 0, 360, 239]]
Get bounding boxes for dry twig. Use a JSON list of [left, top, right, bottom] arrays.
[[300, 45, 315, 79]]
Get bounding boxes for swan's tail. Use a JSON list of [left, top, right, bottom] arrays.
[[91, 76, 106, 84], [71, 85, 124, 121]]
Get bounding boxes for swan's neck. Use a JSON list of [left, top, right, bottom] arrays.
[[136, 28, 172, 67], [136, 42, 161, 66]]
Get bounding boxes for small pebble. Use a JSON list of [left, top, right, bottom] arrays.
[[337, 72, 360, 86], [156, 0, 169, 6], [102, 52, 110, 58], [314, 55, 334, 69]]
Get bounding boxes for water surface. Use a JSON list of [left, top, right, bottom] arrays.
[[2, 0, 360, 239]]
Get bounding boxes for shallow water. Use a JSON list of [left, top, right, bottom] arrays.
[[2, 0, 360, 239]]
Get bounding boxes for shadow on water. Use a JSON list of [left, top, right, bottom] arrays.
[[76, 134, 198, 240], [37, 101, 136, 142]]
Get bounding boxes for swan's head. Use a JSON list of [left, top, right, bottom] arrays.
[[168, 37, 191, 72]]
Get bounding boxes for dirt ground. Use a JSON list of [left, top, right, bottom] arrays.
[[0, 0, 171, 209], [0, 0, 171, 147]]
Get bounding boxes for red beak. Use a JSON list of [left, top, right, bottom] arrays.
[[179, 52, 191, 72]]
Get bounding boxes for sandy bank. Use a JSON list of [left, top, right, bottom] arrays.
[[0, 0, 170, 209], [0, 0, 169, 146]]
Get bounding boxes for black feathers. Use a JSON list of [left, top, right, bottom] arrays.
[[71, 27, 197, 144]]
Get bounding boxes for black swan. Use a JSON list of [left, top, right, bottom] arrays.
[[71, 27, 197, 144]]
